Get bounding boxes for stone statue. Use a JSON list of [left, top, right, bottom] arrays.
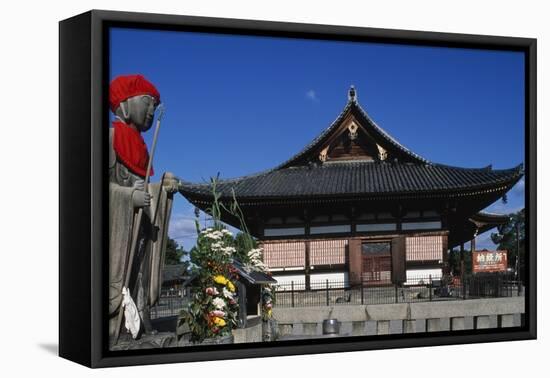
[[108, 75, 178, 344]]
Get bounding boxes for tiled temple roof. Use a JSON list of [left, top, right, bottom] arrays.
[[179, 161, 522, 201], [178, 87, 523, 204]]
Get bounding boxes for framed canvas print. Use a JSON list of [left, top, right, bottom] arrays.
[[59, 10, 536, 368]]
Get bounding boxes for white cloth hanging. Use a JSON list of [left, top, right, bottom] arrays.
[[122, 287, 141, 339]]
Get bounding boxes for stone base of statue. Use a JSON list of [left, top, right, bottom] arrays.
[[176, 334, 234, 347], [109, 332, 177, 351], [200, 334, 234, 345]]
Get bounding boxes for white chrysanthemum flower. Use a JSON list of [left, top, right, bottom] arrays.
[[222, 287, 233, 299], [255, 263, 268, 272], [221, 246, 236, 256], [212, 297, 226, 309], [244, 247, 269, 272], [247, 248, 263, 259]]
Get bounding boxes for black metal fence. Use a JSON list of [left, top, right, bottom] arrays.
[[273, 273, 522, 308], [150, 288, 195, 319], [149, 273, 522, 317]]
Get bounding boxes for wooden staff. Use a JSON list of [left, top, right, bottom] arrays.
[[114, 105, 165, 343]]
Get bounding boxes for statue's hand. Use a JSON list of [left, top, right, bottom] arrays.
[[133, 179, 145, 191], [162, 172, 179, 194], [132, 189, 151, 208]]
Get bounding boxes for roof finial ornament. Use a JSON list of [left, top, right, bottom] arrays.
[[348, 85, 357, 102]]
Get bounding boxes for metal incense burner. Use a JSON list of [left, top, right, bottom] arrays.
[[322, 319, 341, 336]]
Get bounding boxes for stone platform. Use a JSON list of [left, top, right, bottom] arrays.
[[109, 332, 177, 351], [273, 297, 525, 338]]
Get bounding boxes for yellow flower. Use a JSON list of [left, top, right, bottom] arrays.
[[213, 317, 226, 327], [213, 275, 228, 285], [226, 281, 236, 292]]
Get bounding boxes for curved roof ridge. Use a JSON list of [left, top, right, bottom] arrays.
[[322, 159, 377, 165], [432, 162, 524, 173], [475, 210, 512, 218], [273, 100, 354, 170], [178, 165, 278, 188], [470, 211, 513, 226], [351, 100, 430, 164]]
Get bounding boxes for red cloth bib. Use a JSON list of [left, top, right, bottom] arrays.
[[112, 121, 154, 178]]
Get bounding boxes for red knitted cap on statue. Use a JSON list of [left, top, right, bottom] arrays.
[[109, 74, 161, 112]]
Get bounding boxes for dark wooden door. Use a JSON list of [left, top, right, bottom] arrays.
[[361, 242, 392, 285]]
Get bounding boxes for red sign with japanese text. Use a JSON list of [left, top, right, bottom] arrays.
[[472, 250, 508, 273]]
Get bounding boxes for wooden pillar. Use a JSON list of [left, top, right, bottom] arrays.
[[304, 209, 310, 290], [442, 234, 449, 271], [350, 206, 356, 235], [391, 236, 406, 285], [349, 238, 362, 286], [460, 242, 465, 276], [237, 281, 247, 328], [304, 209, 310, 236], [304, 240, 311, 290], [256, 210, 264, 238], [470, 230, 477, 275], [396, 203, 403, 231]]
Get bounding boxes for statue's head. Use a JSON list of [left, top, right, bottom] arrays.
[[109, 74, 161, 132]]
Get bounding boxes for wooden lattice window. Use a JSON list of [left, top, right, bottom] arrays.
[[310, 239, 347, 265], [405, 235, 445, 261], [263, 241, 306, 268]]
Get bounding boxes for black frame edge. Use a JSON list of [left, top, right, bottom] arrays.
[[526, 38, 537, 340], [59, 11, 93, 367], [90, 10, 108, 368], [90, 9, 535, 49]]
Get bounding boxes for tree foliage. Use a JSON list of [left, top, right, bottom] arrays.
[[447, 248, 472, 276], [491, 208, 525, 277], [164, 237, 188, 265]]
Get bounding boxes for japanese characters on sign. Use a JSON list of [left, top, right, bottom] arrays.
[[472, 250, 508, 273]]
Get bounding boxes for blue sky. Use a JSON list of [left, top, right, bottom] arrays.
[[109, 27, 525, 251]]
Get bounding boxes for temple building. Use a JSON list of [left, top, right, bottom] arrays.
[[178, 87, 523, 289]]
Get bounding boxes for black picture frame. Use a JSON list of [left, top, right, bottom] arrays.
[[59, 9, 537, 368]]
